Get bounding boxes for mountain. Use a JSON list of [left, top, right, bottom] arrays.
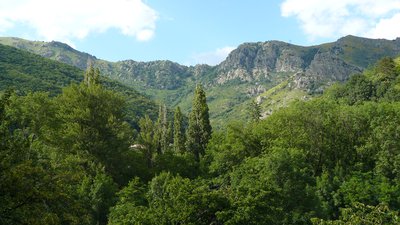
[[2, 35, 400, 126], [0, 43, 158, 127], [0, 37, 98, 70]]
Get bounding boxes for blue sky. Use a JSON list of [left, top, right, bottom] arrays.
[[1, 0, 400, 65], [75, 0, 302, 65]]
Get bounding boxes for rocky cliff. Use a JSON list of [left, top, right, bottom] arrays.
[[215, 35, 400, 90]]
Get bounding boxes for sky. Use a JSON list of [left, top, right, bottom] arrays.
[[0, 0, 400, 65]]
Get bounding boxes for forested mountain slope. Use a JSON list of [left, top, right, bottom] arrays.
[[2, 36, 400, 126], [0, 43, 158, 126]]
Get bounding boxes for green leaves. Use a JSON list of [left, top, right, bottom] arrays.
[[248, 100, 261, 122], [0, 124, 92, 225], [226, 147, 318, 225], [312, 203, 400, 225], [186, 84, 211, 162], [110, 172, 229, 225], [329, 56, 400, 103], [173, 106, 185, 153], [0, 66, 150, 225], [3, 56, 400, 224], [207, 122, 262, 176], [55, 81, 133, 185]]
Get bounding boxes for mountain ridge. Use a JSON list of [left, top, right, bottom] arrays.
[[1, 35, 400, 126], [3, 35, 399, 89]]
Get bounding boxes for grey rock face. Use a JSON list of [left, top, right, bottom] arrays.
[[305, 52, 362, 82], [275, 49, 304, 72], [216, 35, 400, 90]]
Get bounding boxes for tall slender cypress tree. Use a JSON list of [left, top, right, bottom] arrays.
[[155, 104, 169, 154], [84, 65, 100, 87], [138, 115, 155, 168], [186, 84, 211, 162], [173, 106, 185, 153], [249, 100, 261, 122]]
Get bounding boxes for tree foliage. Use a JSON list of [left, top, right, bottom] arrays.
[[186, 84, 212, 162], [2, 56, 400, 224], [173, 106, 185, 153]]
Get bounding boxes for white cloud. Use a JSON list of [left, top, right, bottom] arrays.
[[0, 0, 158, 43], [189, 46, 236, 66], [368, 13, 400, 39], [281, 0, 400, 40], [0, 17, 12, 32]]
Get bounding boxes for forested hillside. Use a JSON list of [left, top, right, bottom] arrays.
[[1, 56, 400, 224], [0, 43, 158, 127]]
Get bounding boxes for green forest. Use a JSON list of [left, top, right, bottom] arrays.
[[1, 57, 400, 224]]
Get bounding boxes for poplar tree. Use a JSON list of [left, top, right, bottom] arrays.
[[84, 65, 100, 87], [155, 104, 169, 154], [173, 106, 185, 153], [186, 84, 211, 162], [138, 115, 156, 168]]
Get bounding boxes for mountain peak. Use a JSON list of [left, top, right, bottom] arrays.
[[47, 41, 75, 51]]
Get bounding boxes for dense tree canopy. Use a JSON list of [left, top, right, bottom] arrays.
[[1, 57, 400, 224]]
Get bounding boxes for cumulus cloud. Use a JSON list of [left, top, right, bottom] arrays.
[[190, 46, 236, 66], [0, 0, 158, 43], [281, 0, 400, 40], [367, 13, 400, 39]]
